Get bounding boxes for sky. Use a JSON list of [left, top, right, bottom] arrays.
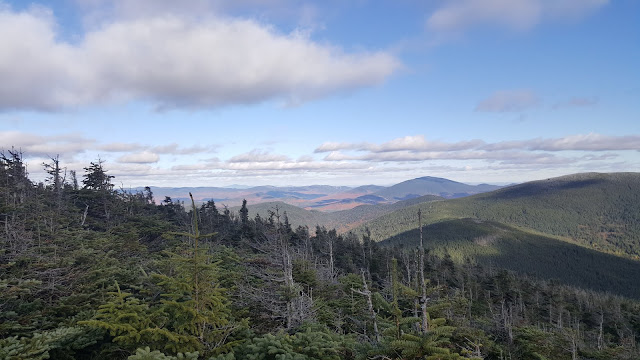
[[1, 0, 639, 187]]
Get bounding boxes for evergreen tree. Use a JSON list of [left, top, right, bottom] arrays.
[[82, 159, 114, 191]]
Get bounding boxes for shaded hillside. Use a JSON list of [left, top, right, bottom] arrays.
[[383, 218, 640, 298], [362, 172, 640, 257], [372, 176, 502, 200]]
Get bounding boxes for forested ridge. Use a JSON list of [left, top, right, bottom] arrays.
[[361, 172, 640, 258], [2, 151, 640, 359]]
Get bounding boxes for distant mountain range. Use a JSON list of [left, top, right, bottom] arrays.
[[143, 176, 502, 211]]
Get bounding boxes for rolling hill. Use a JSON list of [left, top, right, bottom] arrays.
[[361, 172, 640, 258]]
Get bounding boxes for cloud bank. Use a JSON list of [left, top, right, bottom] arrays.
[[4, 131, 638, 187]]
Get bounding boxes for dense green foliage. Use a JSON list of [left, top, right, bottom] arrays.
[[1, 152, 639, 359], [362, 172, 640, 258]]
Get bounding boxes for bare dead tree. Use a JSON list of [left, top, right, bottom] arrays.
[[239, 205, 314, 330], [352, 268, 380, 343]]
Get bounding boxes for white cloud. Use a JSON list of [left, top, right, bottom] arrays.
[[0, 5, 401, 111], [476, 89, 540, 112], [427, 0, 609, 34], [118, 151, 160, 163]]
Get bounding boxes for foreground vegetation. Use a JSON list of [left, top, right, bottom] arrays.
[[1, 151, 639, 359]]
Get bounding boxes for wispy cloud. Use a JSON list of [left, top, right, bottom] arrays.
[[228, 149, 291, 163], [427, 0, 609, 34], [475, 89, 540, 112], [315, 135, 484, 153], [0, 4, 401, 111], [552, 96, 598, 109], [484, 133, 640, 151], [318, 134, 640, 154]]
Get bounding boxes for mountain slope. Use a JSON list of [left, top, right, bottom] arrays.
[[372, 176, 502, 200], [362, 172, 640, 257], [382, 218, 640, 298]]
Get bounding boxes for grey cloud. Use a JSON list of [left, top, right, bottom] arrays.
[[0, 6, 401, 111], [475, 90, 540, 112], [0, 131, 94, 158], [428, 0, 542, 33], [427, 0, 609, 34]]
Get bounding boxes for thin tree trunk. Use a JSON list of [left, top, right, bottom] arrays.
[[418, 209, 429, 333]]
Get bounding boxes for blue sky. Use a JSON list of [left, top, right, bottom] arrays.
[[1, 0, 638, 187]]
